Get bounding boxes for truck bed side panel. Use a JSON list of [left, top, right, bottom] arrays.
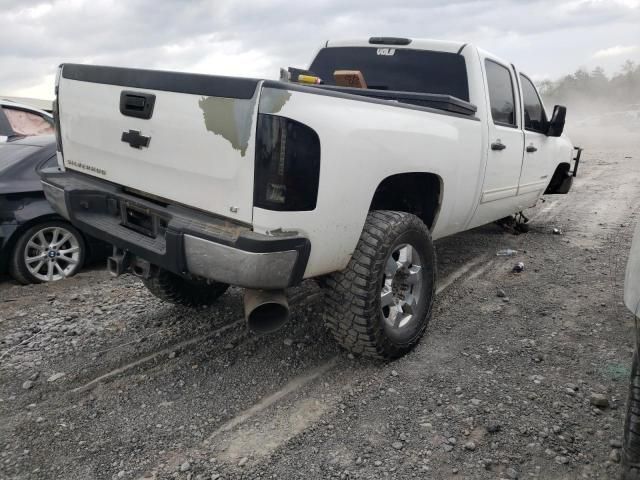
[[254, 86, 484, 278]]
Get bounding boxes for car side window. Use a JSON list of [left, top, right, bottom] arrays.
[[2, 107, 54, 136], [520, 74, 547, 133], [485, 60, 516, 127]]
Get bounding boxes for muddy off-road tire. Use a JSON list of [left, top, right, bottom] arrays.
[[323, 210, 436, 360], [142, 269, 229, 307], [623, 349, 640, 479]]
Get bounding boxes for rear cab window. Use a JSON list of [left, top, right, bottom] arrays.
[[485, 60, 516, 127], [308, 47, 470, 101]]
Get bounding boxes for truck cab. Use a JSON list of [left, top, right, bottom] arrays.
[[310, 38, 575, 230]]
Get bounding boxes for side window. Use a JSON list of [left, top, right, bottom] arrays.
[[520, 74, 547, 132], [2, 107, 54, 136], [485, 60, 516, 127]]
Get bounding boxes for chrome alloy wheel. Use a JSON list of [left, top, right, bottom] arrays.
[[23, 226, 81, 282], [380, 244, 424, 330]]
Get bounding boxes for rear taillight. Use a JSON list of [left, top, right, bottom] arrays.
[[53, 65, 63, 160], [254, 114, 320, 211]]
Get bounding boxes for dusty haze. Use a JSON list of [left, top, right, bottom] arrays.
[[540, 61, 640, 150]]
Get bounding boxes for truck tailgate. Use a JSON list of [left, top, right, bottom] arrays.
[[57, 64, 261, 224]]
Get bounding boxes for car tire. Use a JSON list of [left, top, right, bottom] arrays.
[[9, 220, 86, 285], [323, 210, 436, 360], [142, 268, 229, 307], [623, 348, 640, 479]]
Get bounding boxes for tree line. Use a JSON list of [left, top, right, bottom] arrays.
[[538, 60, 640, 117]]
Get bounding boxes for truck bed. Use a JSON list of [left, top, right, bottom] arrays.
[[308, 85, 477, 116]]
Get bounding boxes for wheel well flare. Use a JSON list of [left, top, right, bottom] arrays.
[[369, 173, 442, 229]]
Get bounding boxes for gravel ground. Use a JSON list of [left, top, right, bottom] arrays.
[[1, 135, 640, 480]]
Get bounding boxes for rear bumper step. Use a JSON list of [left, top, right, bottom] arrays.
[[41, 169, 310, 289]]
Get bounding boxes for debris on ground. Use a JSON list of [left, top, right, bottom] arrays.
[[46, 372, 65, 382], [512, 262, 525, 273], [590, 392, 610, 408]]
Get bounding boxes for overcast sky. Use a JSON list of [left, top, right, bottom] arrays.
[[2, 0, 639, 99]]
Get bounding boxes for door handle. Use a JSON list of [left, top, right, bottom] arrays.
[[491, 141, 506, 151], [526, 145, 538, 153]]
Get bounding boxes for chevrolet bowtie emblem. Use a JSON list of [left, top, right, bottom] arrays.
[[121, 129, 151, 149]]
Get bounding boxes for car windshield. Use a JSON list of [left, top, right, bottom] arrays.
[[0, 144, 39, 173], [308, 46, 470, 101]]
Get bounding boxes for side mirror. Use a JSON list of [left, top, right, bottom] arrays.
[[547, 105, 566, 137]]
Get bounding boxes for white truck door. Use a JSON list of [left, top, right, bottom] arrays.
[[479, 58, 525, 203], [517, 73, 554, 197]]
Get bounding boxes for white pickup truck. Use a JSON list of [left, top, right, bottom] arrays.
[[41, 37, 580, 359]]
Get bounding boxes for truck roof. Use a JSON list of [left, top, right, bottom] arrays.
[[324, 38, 518, 78], [325, 37, 469, 55]]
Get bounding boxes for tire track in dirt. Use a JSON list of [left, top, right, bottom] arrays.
[[436, 254, 490, 294], [205, 358, 340, 467], [210, 257, 494, 459], [142, 254, 495, 477], [70, 320, 244, 394], [74, 255, 489, 398], [69, 291, 326, 394]]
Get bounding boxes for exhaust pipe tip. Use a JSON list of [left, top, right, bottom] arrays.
[[244, 289, 289, 334]]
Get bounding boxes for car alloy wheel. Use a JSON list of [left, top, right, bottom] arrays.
[[23, 225, 81, 281]]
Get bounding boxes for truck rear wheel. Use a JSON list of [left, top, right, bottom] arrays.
[[142, 269, 229, 307], [323, 210, 436, 359], [623, 348, 640, 479]]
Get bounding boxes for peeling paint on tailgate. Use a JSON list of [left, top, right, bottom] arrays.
[[198, 95, 257, 157]]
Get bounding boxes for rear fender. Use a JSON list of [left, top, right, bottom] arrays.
[[253, 86, 482, 277]]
